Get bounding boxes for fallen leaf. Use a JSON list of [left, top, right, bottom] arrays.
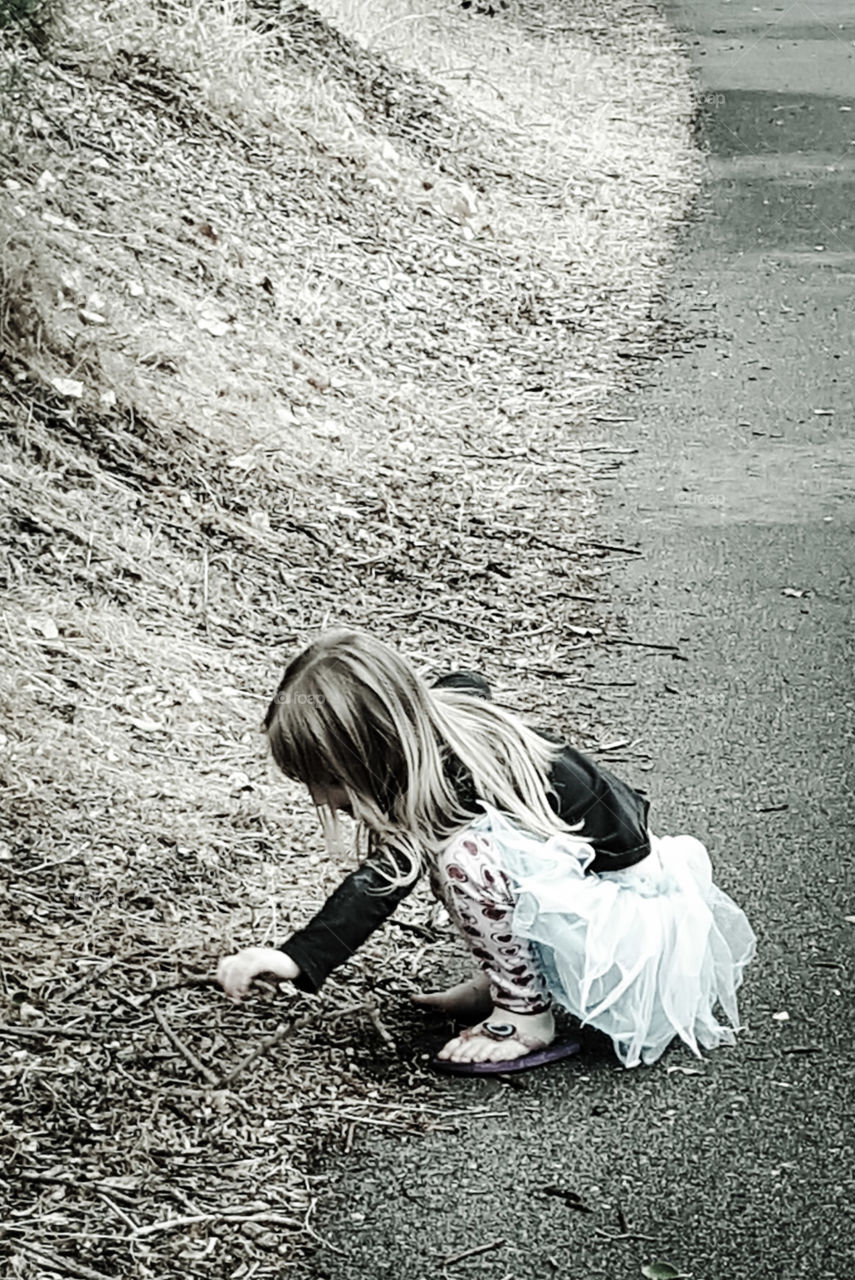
[[314, 419, 340, 439], [642, 1263, 688, 1280], [26, 616, 59, 639], [197, 314, 229, 337], [781, 587, 806, 598], [128, 716, 163, 733], [772, 1011, 790, 1022], [666, 1065, 704, 1075], [540, 1186, 594, 1213], [79, 308, 107, 325], [227, 452, 257, 472], [50, 376, 84, 398], [101, 1175, 141, 1190]]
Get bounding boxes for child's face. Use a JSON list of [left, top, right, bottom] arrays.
[[309, 782, 352, 817]]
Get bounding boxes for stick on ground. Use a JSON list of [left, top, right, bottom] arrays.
[[152, 1000, 219, 1087]]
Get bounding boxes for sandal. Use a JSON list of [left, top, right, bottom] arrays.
[[431, 1019, 581, 1076]]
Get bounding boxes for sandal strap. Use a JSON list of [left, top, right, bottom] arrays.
[[459, 1021, 551, 1051]]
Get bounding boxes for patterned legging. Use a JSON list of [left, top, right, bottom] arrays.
[[430, 828, 551, 1016]]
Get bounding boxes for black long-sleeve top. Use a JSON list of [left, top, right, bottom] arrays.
[[282, 672, 651, 993]]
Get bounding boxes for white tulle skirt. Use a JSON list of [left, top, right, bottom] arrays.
[[468, 805, 757, 1068]]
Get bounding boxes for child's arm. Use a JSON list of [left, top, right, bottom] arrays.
[[276, 853, 418, 994], [216, 853, 417, 1000]]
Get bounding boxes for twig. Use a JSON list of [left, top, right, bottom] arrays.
[[304, 1196, 347, 1256], [96, 1190, 140, 1232], [439, 1238, 507, 1266], [132, 1210, 300, 1239], [585, 541, 643, 556], [540, 1185, 594, 1212], [364, 998, 396, 1050], [57, 957, 121, 1004], [604, 637, 679, 651], [19, 1245, 114, 1280], [216, 1017, 298, 1089], [576, 679, 637, 687], [17, 850, 86, 877], [216, 1000, 368, 1088], [337, 1115, 419, 1132], [593, 1228, 657, 1242], [0, 1024, 94, 1040], [596, 738, 634, 753], [416, 610, 494, 640], [152, 1001, 219, 1087]]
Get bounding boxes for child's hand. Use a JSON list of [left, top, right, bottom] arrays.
[[216, 947, 300, 1000]]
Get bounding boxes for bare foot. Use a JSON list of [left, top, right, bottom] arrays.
[[437, 1008, 555, 1065], [411, 973, 492, 1021]]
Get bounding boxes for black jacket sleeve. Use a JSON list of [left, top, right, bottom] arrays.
[[284, 853, 417, 994], [280, 670, 491, 993]]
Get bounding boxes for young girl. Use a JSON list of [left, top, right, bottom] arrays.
[[217, 629, 756, 1072]]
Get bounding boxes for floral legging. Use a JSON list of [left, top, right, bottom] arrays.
[[430, 828, 551, 1016]]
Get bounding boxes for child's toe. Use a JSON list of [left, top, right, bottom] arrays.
[[456, 1040, 481, 1063], [486, 1038, 521, 1063]]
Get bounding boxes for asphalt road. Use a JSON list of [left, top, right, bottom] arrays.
[[310, 4, 855, 1277]]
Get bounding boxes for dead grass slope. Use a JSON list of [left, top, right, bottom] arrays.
[[1, 1, 698, 1275]]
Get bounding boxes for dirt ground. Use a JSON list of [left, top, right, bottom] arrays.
[[1, 2, 700, 1275]]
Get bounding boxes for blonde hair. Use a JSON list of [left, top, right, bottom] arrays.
[[263, 628, 572, 888]]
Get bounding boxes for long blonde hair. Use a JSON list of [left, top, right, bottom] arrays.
[[263, 628, 571, 888]]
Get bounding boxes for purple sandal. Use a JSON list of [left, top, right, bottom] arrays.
[[431, 1019, 581, 1076]]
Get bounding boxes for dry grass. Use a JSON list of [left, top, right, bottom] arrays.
[[1, 1, 699, 1275]]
